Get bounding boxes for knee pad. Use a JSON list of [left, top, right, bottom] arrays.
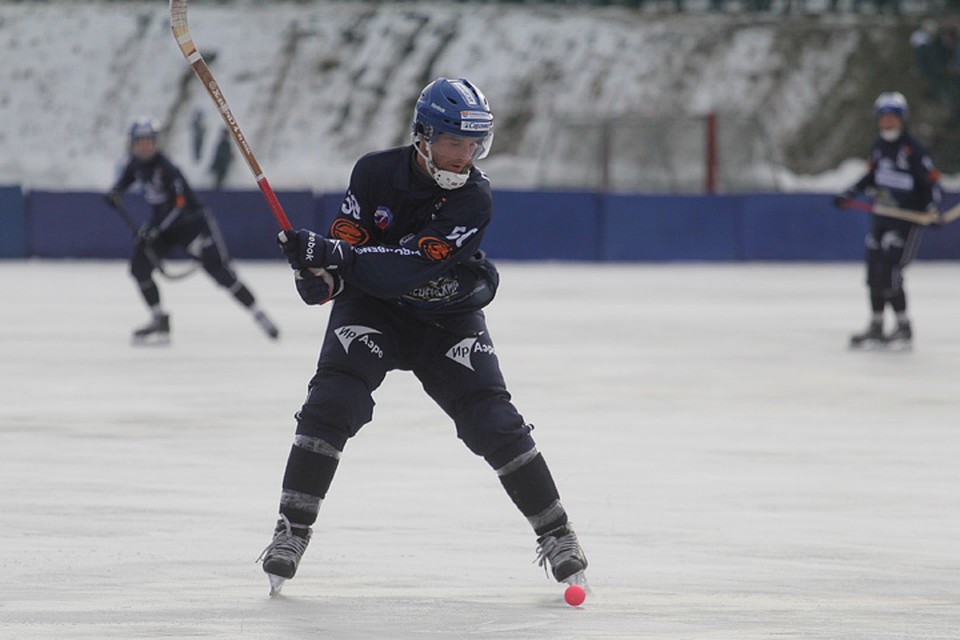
[[130, 251, 154, 281], [203, 263, 237, 288], [451, 388, 530, 461], [296, 369, 375, 450]]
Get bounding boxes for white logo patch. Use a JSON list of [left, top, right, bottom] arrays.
[[334, 325, 383, 359], [445, 337, 496, 371], [446, 337, 477, 371], [451, 81, 478, 106]]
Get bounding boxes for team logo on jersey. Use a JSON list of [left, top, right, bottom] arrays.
[[418, 236, 454, 261], [334, 325, 383, 359], [341, 190, 361, 220], [331, 218, 370, 246], [445, 336, 495, 371], [374, 206, 393, 230], [404, 276, 460, 303]]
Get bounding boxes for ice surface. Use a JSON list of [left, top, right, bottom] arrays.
[[2, 260, 959, 638]]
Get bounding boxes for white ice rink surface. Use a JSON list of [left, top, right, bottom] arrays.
[[2, 260, 959, 639]]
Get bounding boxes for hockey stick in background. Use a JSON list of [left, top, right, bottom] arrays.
[[841, 199, 960, 226], [106, 201, 199, 280], [170, 0, 292, 232]]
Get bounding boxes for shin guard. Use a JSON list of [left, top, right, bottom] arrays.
[[279, 434, 341, 526], [496, 449, 568, 536]]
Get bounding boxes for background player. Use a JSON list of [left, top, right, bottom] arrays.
[[833, 92, 942, 348], [257, 77, 587, 595], [105, 118, 280, 344]]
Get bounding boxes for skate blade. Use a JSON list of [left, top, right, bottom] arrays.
[[267, 573, 286, 597], [884, 340, 913, 352], [849, 339, 912, 352], [131, 334, 170, 347], [563, 570, 591, 593], [848, 338, 887, 351]]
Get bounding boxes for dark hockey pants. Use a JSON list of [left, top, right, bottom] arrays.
[[864, 224, 923, 313], [277, 294, 566, 534], [130, 213, 254, 308]]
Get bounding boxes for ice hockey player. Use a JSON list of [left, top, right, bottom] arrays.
[[105, 118, 279, 344], [833, 92, 942, 349], [257, 77, 587, 595]]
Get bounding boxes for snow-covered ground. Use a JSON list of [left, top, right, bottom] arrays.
[[2, 260, 959, 639], [0, 1, 903, 194]]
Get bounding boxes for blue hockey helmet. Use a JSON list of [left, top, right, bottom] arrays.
[[874, 92, 908, 120], [412, 77, 494, 161], [129, 117, 161, 141], [128, 117, 161, 160]]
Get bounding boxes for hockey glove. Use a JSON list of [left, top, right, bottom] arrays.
[[135, 225, 160, 246], [104, 190, 123, 210], [832, 190, 855, 210], [277, 229, 352, 272], [293, 268, 343, 306]]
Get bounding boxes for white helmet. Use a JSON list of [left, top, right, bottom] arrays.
[[873, 92, 908, 120]]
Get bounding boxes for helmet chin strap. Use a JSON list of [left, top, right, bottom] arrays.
[[415, 139, 469, 190]]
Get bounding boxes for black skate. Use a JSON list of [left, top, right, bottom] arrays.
[[536, 523, 588, 584], [131, 313, 170, 345], [253, 310, 280, 340], [257, 515, 311, 596], [884, 322, 913, 350], [849, 321, 885, 349]]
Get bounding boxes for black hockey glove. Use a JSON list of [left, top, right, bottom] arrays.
[[832, 190, 855, 210], [135, 224, 160, 246], [277, 229, 352, 272], [104, 190, 123, 210], [293, 268, 343, 306]]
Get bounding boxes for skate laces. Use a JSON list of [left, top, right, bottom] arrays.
[[257, 514, 310, 564], [535, 525, 584, 578]]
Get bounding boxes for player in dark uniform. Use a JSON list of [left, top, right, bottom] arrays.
[[833, 92, 942, 348], [257, 78, 587, 595], [105, 118, 279, 344]]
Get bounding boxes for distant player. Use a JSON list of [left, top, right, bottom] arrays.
[[257, 78, 587, 596], [833, 92, 942, 348], [105, 118, 279, 344]]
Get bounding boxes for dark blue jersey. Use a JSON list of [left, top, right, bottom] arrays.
[[329, 145, 499, 322], [111, 152, 204, 231], [853, 130, 941, 228]]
